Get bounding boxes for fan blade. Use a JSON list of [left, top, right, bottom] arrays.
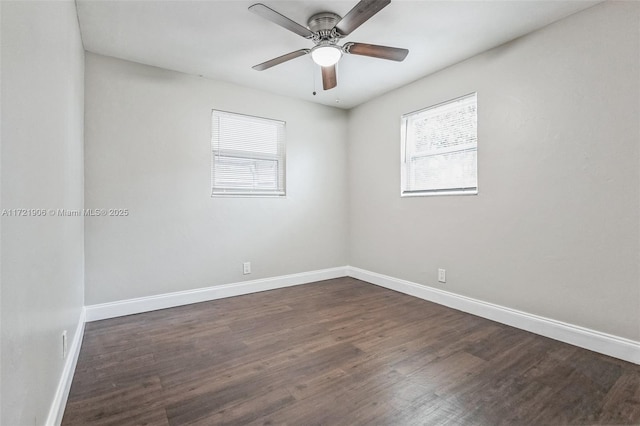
[[249, 3, 314, 39], [344, 42, 408, 61], [335, 0, 391, 36], [321, 65, 337, 90], [253, 49, 310, 71]]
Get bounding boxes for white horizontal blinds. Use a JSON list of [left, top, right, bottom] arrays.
[[402, 93, 477, 194], [212, 110, 285, 196]]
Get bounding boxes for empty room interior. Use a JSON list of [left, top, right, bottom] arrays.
[[2, 0, 640, 424]]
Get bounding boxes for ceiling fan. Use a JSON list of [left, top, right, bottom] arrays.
[[249, 0, 409, 91]]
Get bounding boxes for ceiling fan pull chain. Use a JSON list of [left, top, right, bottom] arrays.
[[335, 63, 341, 104], [312, 59, 317, 96]]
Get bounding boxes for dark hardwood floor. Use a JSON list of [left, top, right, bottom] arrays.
[[63, 277, 640, 425]]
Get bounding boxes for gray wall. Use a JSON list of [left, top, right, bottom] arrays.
[[84, 53, 349, 305], [348, 1, 640, 341], [1, 1, 85, 425]]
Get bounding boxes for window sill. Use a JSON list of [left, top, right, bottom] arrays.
[[401, 189, 478, 197], [211, 193, 286, 198]]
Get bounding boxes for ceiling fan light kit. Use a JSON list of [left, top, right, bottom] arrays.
[[249, 0, 409, 91], [311, 44, 342, 67]]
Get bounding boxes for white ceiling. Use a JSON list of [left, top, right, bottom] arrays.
[[76, 0, 600, 109]]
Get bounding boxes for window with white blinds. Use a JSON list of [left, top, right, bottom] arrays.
[[401, 93, 477, 196], [211, 110, 286, 196]]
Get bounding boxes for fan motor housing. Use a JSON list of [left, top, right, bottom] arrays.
[[307, 12, 341, 32]]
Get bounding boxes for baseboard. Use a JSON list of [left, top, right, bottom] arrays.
[[46, 307, 86, 426], [85, 267, 348, 322], [347, 266, 640, 365], [47, 265, 638, 426], [84, 264, 640, 364]]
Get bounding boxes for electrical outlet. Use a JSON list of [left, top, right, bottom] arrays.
[[438, 268, 446, 283], [62, 330, 68, 359], [243, 262, 251, 275]]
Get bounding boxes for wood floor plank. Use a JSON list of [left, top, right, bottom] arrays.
[[599, 371, 640, 423], [63, 376, 168, 426], [63, 277, 640, 425]]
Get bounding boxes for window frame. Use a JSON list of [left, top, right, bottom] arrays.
[[400, 92, 478, 197], [211, 109, 286, 198]]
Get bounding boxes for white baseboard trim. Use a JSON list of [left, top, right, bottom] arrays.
[[46, 307, 86, 426], [85, 267, 348, 322], [82, 265, 639, 363], [44, 264, 638, 426], [347, 266, 640, 365]]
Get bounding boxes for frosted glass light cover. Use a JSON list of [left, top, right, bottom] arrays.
[[311, 46, 342, 66]]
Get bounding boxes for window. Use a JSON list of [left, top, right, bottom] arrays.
[[211, 110, 286, 196], [401, 93, 477, 196]]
